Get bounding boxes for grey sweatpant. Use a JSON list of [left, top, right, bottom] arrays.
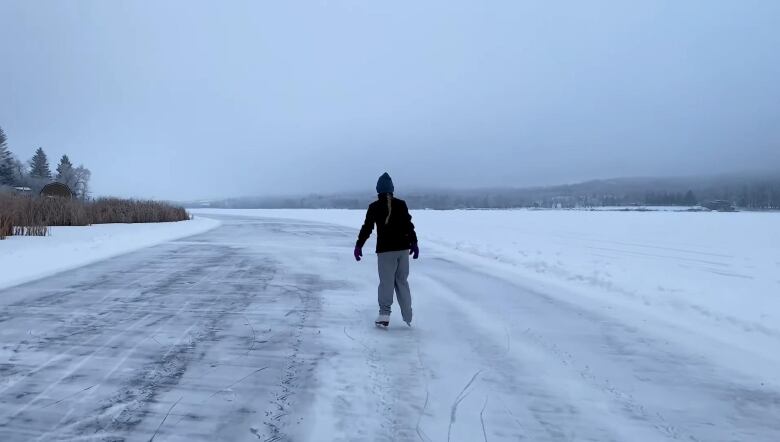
[[377, 250, 413, 323]]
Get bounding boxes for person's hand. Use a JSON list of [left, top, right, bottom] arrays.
[[354, 246, 363, 262], [410, 244, 420, 260]]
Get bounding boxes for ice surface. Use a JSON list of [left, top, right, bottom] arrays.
[[193, 208, 780, 353], [0, 210, 778, 441]]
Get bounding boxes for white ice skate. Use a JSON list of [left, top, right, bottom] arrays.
[[375, 314, 390, 327]]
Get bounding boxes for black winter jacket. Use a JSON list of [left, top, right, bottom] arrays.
[[356, 196, 418, 253]]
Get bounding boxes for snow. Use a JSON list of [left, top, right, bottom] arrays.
[[1, 209, 779, 440], [0, 216, 220, 292], [585, 205, 704, 211], [192, 208, 780, 380], [192, 209, 779, 325]]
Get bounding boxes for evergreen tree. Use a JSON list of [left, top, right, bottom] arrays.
[[0, 126, 14, 185], [29, 147, 52, 180], [56, 154, 75, 187], [0, 126, 8, 157], [683, 190, 697, 206]]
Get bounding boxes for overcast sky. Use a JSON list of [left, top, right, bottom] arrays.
[[1, 1, 779, 200]]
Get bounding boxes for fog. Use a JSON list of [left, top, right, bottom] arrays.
[[1, 1, 778, 200]]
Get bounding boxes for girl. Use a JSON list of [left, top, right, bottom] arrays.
[[354, 173, 419, 327]]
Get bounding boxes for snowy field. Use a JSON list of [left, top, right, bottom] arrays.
[[0, 209, 778, 441], [0, 217, 220, 292]]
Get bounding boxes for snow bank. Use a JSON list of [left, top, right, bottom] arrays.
[[0, 216, 220, 291], [192, 208, 780, 349]]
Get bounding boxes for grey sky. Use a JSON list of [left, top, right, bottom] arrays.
[[1, 1, 778, 200]]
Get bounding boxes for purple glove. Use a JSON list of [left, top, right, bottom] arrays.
[[410, 244, 419, 260], [354, 246, 363, 261]]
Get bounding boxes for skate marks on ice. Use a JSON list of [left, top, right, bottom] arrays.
[[250, 275, 327, 442], [413, 257, 780, 442], [314, 268, 520, 441], [2, 214, 779, 441], [0, 217, 347, 441], [306, 276, 429, 442]]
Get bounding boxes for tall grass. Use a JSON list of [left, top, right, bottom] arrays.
[[0, 213, 12, 240], [0, 193, 191, 240], [89, 198, 190, 224]]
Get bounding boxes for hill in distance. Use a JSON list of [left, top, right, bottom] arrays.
[[183, 171, 780, 210]]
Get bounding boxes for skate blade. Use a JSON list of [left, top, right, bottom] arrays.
[[375, 321, 389, 327]]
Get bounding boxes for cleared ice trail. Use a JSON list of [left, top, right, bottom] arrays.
[[0, 215, 778, 441], [0, 217, 332, 441]]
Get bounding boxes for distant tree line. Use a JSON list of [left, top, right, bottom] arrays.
[[0, 125, 91, 199], [189, 174, 780, 211], [644, 190, 698, 206], [734, 183, 780, 209]]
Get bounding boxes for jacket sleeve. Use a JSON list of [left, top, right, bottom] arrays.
[[403, 201, 418, 245], [356, 205, 375, 248]]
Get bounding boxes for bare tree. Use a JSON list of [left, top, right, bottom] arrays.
[[72, 165, 92, 200]]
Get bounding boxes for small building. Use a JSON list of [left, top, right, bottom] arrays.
[[13, 186, 32, 194], [40, 182, 74, 199], [702, 200, 737, 212]]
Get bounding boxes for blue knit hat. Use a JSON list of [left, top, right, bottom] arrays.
[[376, 172, 394, 194]]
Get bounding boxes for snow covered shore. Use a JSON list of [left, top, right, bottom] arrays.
[[0, 216, 220, 291]]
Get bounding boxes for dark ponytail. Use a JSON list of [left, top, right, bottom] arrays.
[[385, 193, 392, 225]]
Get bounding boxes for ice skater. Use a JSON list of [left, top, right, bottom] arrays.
[[354, 172, 419, 327]]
